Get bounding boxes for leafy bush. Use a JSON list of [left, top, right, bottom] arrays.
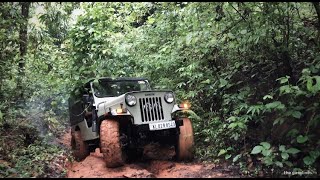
[[1, 2, 320, 177]]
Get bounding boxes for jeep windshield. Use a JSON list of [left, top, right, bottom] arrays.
[[93, 79, 151, 98]]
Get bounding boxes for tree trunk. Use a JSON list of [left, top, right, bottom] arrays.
[[18, 2, 31, 99], [313, 2, 320, 43]]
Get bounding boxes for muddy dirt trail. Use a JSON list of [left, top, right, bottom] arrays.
[[58, 129, 239, 178]]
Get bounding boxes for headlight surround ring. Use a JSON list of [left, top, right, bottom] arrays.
[[164, 92, 174, 103], [125, 94, 137, 106]]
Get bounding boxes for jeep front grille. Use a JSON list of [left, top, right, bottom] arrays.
[[139, 97, 164, 122]]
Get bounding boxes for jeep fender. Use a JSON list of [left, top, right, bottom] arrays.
[[171, 104, 194, 114]]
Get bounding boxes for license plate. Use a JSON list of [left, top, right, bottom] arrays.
[[149, 121, 176, 131]]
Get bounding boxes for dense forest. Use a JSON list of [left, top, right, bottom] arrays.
[[0, 2, 320, 178]]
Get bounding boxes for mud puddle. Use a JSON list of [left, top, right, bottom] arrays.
[[57, 128, 239, 178]]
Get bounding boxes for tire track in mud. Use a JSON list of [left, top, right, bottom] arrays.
[[58, 128, 239, 178]]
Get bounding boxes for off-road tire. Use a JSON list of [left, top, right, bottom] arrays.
[[71, 130, 90, 161], [100, 119, 125, 168], [176, 118, 194, 161]]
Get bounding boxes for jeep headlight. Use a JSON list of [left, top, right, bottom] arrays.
[[125, 94, 137, 106], [164, 92, 174, 103]]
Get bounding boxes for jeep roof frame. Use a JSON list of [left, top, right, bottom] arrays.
[[70, 77, 150, 100]]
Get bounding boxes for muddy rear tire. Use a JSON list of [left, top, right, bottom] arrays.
[[71, 130, 90, 161], [100, 119, 125, 168], [176, 118, 194, 161]]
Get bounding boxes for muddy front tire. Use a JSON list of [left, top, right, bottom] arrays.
[[176, 118, 194, 161], [71, 130, 90, 161], [100, 119, 125, 168]]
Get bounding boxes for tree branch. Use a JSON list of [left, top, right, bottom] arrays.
[[230, 3, 247, 22]]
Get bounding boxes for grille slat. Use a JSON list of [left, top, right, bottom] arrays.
[[139, 99, 144, 122], [145, 98, 150, 122], [139, 97, 164, 122], [159, 97, 164, 119], [156, 97, 162, 120], [151, 97, 155, 121], [153, 97, 158, 121]]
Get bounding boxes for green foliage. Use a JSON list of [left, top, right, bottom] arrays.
[[0, 116, 71, 178], [303, 150, 320, 166], [251, 143, 301, 168], [1, 1, 320, 177], [218, 146, 233, 160], [4, 141, 70, 178], [297, 135, 308, 144]]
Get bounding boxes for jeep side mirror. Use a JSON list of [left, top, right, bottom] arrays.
[[82, 94, 90, 102]]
